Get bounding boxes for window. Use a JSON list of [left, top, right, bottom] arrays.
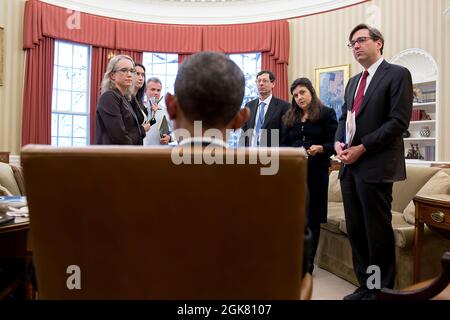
[[228, 53, 262, 146], [229, 53, 261, 107], [51, 41, 90, 146], [142, 52, 261, 147], [142, 52, 178, 102]]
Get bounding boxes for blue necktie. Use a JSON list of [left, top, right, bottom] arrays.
[[255, 102, 266, 146]]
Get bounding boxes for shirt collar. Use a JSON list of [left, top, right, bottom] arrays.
[[259, 94, 272, 106], [366, 57, 384, 77], [178, 136, 228, 148]]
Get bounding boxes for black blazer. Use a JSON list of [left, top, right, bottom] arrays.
[[94, 89, 144, 145], [240, 96, 289, 147], [335, 60, 413, 183]]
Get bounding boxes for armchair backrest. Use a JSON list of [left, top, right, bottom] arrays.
[[22, 145, 307, 299]]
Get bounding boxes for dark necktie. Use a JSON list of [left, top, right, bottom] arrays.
[[352, 70, 369, 116]]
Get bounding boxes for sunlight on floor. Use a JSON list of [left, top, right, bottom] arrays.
[[311, 266, 357, 300]]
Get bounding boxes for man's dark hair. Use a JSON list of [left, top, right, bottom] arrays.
[[174, 52, 245, 128], [257, 70, 276, 82], [349, 23, 384, 55]]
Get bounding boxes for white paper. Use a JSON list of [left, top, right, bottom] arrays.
[[345, 110, 356, 147]]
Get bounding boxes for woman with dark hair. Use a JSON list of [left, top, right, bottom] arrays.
[[130, 62, 151, 138], [281, 77, 338, 274]]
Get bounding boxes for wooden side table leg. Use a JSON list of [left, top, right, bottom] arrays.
[[413, 203, 423, 284]]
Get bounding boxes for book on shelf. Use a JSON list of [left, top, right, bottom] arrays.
[[424, 145, 435, 161]]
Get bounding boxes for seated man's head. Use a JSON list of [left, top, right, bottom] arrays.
[[166, 51, 249, 138]]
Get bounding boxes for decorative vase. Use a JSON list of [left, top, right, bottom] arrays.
[[419, 126, 431, 137]]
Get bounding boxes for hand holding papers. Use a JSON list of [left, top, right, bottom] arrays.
[[158, 115, 170, 137]]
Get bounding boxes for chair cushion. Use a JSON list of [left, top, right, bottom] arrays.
[[392, 166, 439, 213], [0, 184, 12, 196], [11, 165, 26, 195], [0, 162, 21, 195], [321, 202, 345, 234], [403, 170, 450, 224]]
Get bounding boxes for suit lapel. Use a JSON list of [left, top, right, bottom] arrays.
[[248, 99, 259, 129], [348, 76, 359, 111], [262, 98, 277, 129], [358, 60, 389, 116]]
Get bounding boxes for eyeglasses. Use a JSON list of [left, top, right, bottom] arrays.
[[115, 68, 136, 74], [347, 36, 371, 48]]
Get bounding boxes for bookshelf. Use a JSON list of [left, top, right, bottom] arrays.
[[390, 49, 439, 163]]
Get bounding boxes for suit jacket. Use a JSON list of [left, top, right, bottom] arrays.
[[335, 60, 413, 183], [94, 89, 144, 145], [240, 96, 289, 147]]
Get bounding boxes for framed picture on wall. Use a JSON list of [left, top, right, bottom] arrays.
[[315, 64, 350, 120], [0, 27, 3, 86]]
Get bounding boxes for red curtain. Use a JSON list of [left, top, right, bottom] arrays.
[[21, 37, 55, 146], [178, 54, 191, 65], [89, 48, 143, 144], [23, 0, 115, 49], [116, 21, 202, 53]]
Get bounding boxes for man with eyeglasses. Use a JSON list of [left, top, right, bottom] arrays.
[[334, 24, 413, 300], [240, 70, 289, 147]]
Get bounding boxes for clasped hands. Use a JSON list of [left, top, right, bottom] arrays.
[[334, 141, 366, 165], [306, 145, 324, 156]]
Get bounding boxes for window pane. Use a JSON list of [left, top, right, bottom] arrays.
[[52, 89, 57, 111], [228, 52, 261, 147], [229, 54, 242, 67], [58, 137, 72, 147], [58, 67, 72, 90], [73, 115, 87, 138], [166, 54, 178, 75], [58, 42, 73, 67], [165, 75, 176, 94], [56, 90, 72, 111], [152, 53, 167, 75], [72, 92, 87, 113], [53, 66, 58, 89], [58, 114, 73, 137], [51, 114, 58, 136], [73, 45, 88, 68], [51, 41, 90, 147], [73, 138, 87, 146], [243, 54, 257, 74], [72, 68, 88, 92]]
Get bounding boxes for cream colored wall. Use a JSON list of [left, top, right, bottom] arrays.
[[289, 0, 450, 161], [0, 0, 25, 156]]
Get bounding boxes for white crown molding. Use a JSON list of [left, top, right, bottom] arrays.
[[41, 0, 367, 25]]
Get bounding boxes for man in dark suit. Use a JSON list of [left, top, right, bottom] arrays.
[[240, 70, 289, 147], [334, 24, 413, 300]]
